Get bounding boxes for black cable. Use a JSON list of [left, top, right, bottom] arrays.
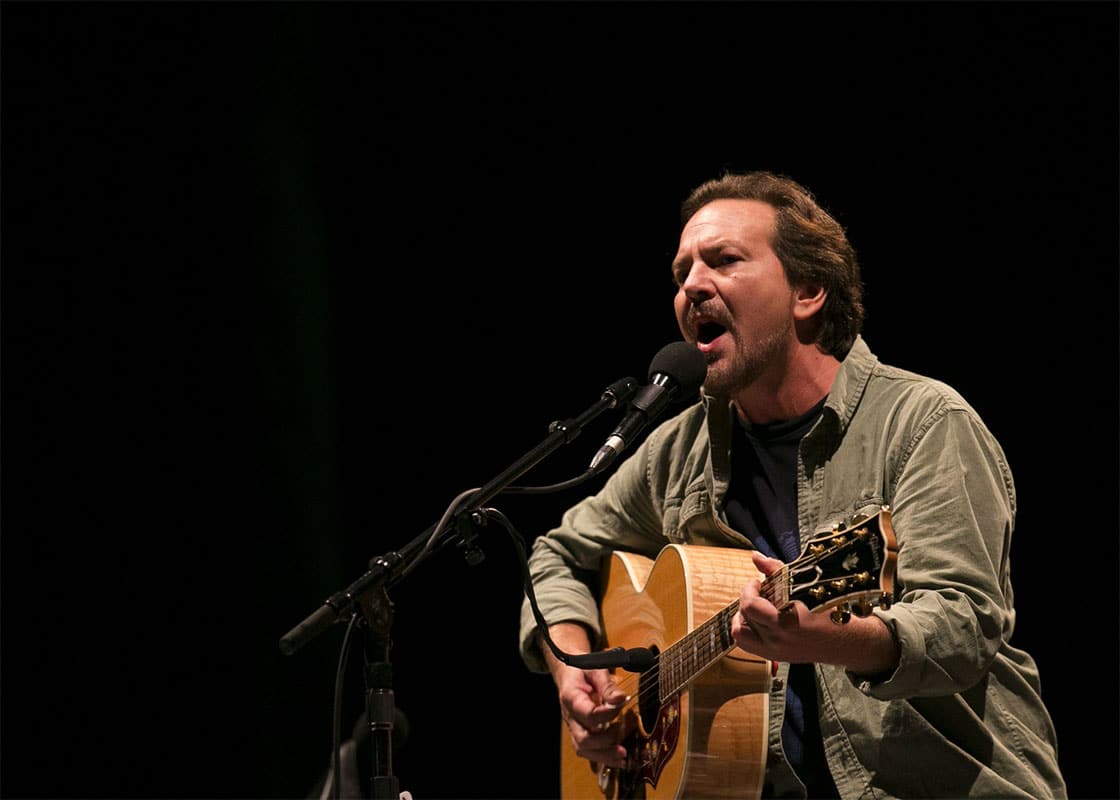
[[483, 506, 655, 672], [394, 486, 481, 583], [500, 467, 603, 495], [479, 507, 589, 667], [331, 613, 360, 800]]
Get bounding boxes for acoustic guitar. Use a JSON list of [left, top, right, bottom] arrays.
[[560, 506, 898, 800]]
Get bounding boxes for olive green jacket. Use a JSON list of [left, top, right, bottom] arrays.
[[519, 336, 1066, 799]]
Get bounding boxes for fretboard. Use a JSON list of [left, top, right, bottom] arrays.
[[656, 565, 790, 700]]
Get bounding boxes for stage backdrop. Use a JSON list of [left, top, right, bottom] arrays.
[[2, 3, 1116, 799]]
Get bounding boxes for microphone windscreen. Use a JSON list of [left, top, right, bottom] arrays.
[[648, 341, 707, 395]]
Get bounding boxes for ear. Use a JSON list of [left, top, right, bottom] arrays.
[[792, 283, 827, 321]]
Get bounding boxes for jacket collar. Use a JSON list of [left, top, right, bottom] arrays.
[[701, 334, 879, 476]]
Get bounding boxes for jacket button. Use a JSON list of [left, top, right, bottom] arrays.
[[771, 679, 784, 691]]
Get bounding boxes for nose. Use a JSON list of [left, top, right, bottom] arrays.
[[679, 261, 715, 305]]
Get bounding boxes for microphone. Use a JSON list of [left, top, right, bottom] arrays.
[[566, 646, 658, 672], [589, 341, 707, 474]]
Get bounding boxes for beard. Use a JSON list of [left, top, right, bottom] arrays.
[[702, 315, 793, 397]]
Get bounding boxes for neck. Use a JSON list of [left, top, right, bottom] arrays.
[[733, 344, 840, 425]]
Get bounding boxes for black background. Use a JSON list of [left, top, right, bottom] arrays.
[[2, 2, 1117, 799]]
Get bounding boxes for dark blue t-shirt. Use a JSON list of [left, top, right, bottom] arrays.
[[723, 398, 839, 799]]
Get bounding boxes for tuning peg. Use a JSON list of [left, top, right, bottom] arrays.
[[830, 604, 852, 624], [852, 599, 874, 617]]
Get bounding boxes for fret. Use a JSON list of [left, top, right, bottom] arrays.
[[660, 600, 740, 700]]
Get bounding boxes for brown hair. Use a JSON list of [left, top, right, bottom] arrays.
[[680, 171, 864, 357]]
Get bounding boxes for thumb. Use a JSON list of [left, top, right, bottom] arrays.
[[750, 549, 784, 577], [586, 668, 628, 706]]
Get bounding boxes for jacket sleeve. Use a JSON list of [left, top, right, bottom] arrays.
[[517, 429, 672, 673], [855, 402, 1017, 699]]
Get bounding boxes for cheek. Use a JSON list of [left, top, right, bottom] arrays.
[[673, 293, 690, 328], [729, 279, 790, 325], [674, 286, 692, 311]]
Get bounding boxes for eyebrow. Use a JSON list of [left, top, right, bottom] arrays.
[[671, 238, 743, 272]]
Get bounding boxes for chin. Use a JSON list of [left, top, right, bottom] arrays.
[[701, 364, 733, 397]]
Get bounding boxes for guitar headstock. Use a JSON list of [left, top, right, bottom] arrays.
[[777, 506, 899, 623]]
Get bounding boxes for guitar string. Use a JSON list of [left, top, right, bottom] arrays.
[[581, 520, 884, 735], [595, 568, 788, 719], [602, 539, 883, 714]]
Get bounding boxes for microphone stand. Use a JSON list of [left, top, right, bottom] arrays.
[[357, 585, 399, 800], [279, 376, 637, 799]]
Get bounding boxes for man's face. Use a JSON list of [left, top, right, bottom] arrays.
[[671, 198, 796, 395]]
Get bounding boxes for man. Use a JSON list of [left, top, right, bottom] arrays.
[[518, 171, 1066, 798]]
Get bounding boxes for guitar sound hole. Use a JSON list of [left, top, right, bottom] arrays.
[[617, 648, 679, 798]]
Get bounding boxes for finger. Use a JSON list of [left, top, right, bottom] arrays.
[[562, 692, 622, 733], [741, 591, 781, 626], [586, 669, 627, 707], [740, 576, 764, 606], [569, 723, 627, 768], [565, 713, 616, 743], [588, 693, 629, 732], [575, 741, 627, 769], [750, 549, 784, 576], [736, 608, 762, 640], [559, 673, 604, 721], [585, 745, 627, 769]]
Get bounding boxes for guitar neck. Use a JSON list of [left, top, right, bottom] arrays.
[[658, 599, 739, 701], [654, 509, 897, 702], [657, 567, 791, 700]]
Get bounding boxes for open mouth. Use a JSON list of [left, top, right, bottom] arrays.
[[697, 321, 727, 345]]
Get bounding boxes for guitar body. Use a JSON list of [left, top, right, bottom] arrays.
[[560, 545, 772, 800]]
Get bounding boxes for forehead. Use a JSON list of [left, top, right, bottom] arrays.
[[681, 198, 777, 244]]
